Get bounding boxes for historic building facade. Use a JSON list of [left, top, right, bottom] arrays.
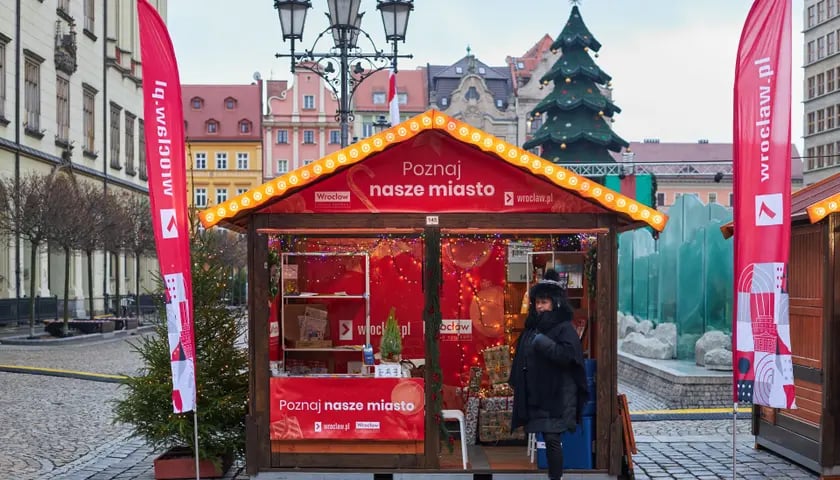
[[351, 67, 427, 139], [0, 0, 166, 317], [262, 72, 342, 182], [183, 83, 263, 210]]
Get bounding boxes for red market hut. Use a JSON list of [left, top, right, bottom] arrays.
[[722, 174, 840, 477], [199, 110, 667, 478]]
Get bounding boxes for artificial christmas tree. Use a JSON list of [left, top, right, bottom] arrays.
[[379, 307, 403, 363], [523, 3, 629, 164]]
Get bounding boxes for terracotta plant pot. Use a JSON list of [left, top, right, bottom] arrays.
[[153, 447, 231, 479]]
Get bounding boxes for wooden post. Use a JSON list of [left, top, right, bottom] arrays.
[[247, 215, 271, 473], [423, 226, 442, 469], [821, 213, 839, 466], [595, 223, 621, 474]]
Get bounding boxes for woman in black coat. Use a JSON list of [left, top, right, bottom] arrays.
[[509, 269, 588, 480]]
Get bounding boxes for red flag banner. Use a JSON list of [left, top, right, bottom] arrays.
[[732, 0, 795, 409], [137, 0, 196, 413]]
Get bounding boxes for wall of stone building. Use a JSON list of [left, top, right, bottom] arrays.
[[444, 74, 517, 142]]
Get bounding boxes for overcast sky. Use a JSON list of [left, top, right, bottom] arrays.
[[167, 0, 806, 151]]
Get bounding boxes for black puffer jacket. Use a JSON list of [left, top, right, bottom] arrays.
[[509, 307, 587, 434]]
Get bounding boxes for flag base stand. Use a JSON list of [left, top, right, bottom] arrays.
[[153, 446, 230, 480]]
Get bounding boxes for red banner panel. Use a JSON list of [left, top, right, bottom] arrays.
[[732, 0, 795, 408], [270, 377, 425, 440], [262, 132, 607, 214]]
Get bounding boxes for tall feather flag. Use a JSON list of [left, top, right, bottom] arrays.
[[388, 67, 400, 126]]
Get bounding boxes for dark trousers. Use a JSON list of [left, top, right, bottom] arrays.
[[542, 432, 564, 479]]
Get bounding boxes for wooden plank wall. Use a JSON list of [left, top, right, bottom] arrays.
[[789, 224, 824, 371]]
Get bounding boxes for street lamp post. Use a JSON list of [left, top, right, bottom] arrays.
[[274, 0, 414, 148]]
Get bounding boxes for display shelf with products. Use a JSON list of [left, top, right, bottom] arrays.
[[280, 252, 371, 375]]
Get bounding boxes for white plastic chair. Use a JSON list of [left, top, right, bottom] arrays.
[[442, 409, 468, 469]]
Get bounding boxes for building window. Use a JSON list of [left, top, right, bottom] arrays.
[[215, 188, 228, 205], [138, 120, 147, 180], [303, 130, 315, 144], [191, 97, 203, 109], [441, 97, 449, 107], [303, 159, 313, 166], [808, 41, 816, 63], [827, 142, 836, 166], [277, 159, 289, 174], [808, 76, 816, 99], [82, 86, 96, 154], [818, 73, 826, 95], [818, 109, 825, 132], [125, 112, 136, 175], [807, 147, 815, 170], [830, 32, 837, 56], [239, 120, 251, 133], [303, 95, 314, 109], [277, 129, 289, 144], [829, 69, 836, 93], [829, 106, 836, 130], [455, 67, 463, 74], [0, 39, 6, 121], [478, 67, 486, 75], [398, 93, 408, 105], [830, 0, 837, 18], [808, 6, 816, 27], [194, 188, 207, 208], [109, 103, 121, 169], [819, 0, 826, 23], [206, 120, 218, 133], [656, 192, 665, 207], [216, 152, 228, 169], [225, 97, 237, 109], [56, 75, 70, 143], [329, 130, 340, 144], [362, 121, 374, 138], [819, 37, 826, 59], [194, 152, 207, 169], [517, 61, 525, 69], [24, 55, 42, 133], [708, 192, 717, 204], [808, 112, 816, 134], [373, 92, 386, 104], [236, 188, 248, 196], [236, 152, 249, 169], [83, 0, 95, 32], [729, 192, 734, 207], [818, 145, 825, 168]]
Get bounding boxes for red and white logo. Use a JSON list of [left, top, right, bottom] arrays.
[[160, 209, 179, 238], [315, 191, 351, 203], [755, 193, 783, 226]]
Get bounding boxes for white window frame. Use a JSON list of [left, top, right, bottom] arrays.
[[372, 92, 386, 104], [194, 188, 207, 208], [303, 95, 315, 109], [236, 188, 248, 196], [329, 130, 340, 144], [303, 130, 315, 144], [215, 188, 228, 205], [194, 152, 207, 169], [277, 159, 289, 174], [215, 152, 228, 169], [277, 129, 289, 143], [236, 152, 249, 170], [708, 193, 717, 204]]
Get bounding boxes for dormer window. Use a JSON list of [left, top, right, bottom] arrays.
[[441, 97, 449, 107], [478, 67, 486, 75], [455, 67, 463, 74], [191, 97, 204, 109], [238, 119, 252, 134], [206, 120, 218, 133], [224, 97, 237, 110], [496, 99, 504, 108], [517, 62, 525, 69]]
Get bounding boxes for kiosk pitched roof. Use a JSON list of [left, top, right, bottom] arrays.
[[198, 110, 669, 231]]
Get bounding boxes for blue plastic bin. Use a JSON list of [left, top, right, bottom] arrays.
[[536, 416, 594, 470]]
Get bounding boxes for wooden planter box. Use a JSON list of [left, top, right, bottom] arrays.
[[153, 447, 231, 479], [114, 318, 139, 330]]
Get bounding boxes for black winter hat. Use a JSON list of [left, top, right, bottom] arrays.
[[530, 268, 566, 309]]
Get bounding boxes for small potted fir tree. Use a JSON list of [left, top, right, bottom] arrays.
[[379, 307, 403, 363], [112, 226, 248, 479]]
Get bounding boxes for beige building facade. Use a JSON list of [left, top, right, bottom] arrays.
[[0, 0, 165, 318]]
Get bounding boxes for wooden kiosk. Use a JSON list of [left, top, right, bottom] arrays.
[[723, 174, 840, 478], [199, 110, 667, 478]]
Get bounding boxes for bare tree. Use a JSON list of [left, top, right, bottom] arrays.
[[45, 174, 85, 334], [75, 182, 106, 319], [0, 173, 58, 337], [122, 194, 155, 317], [101, 191, 130, 314]]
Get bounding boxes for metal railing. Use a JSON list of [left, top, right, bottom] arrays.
[[558, 161, 733, 178], [0, 296, 59, 326]]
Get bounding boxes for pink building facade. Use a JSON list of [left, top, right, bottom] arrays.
[[263, 71, 342, 181]]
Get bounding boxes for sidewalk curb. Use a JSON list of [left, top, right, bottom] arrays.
[[0, 364, 128, 383], [0, 325, 155, 346]]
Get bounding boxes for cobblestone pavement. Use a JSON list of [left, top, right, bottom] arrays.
[[0, 334, 819, 479], [619, 381, 670, 411]]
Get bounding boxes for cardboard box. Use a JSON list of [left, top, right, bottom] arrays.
[[282, 303, 330, 346]]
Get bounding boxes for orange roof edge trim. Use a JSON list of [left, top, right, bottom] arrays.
[[806, 191, 840, 223], [198, 110, 669, 231]]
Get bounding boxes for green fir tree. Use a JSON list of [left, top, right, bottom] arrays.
[[379, 307, 403, 362], [112, 225, 248, 461], [523, 4, 629, 164]]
